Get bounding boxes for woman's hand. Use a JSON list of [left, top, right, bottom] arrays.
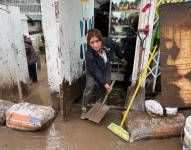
[[104, 83, 112, 93]]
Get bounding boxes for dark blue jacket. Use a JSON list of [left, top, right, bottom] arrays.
[[103, 37, 123, 61], [85, 37, 123, 87], [85, 48, 107, 87]]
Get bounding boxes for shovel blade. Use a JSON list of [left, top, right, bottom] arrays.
[[85, 103, 110, 123], [125, 87, 145, 112]]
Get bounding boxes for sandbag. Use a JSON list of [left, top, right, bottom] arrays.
[[125, 111, 185, 142], [6, 102, 55, 131], [0, 100, 14, 125], [145, 100, 164, 116]]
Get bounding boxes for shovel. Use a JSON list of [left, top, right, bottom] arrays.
[[124, 28, 150, 112], [125, 84, 145, 112], [85, 66, 125, 123]]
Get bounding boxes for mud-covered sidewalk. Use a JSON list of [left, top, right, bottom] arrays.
[[0, 107, 182, 150], [0, 54, 182, 150]]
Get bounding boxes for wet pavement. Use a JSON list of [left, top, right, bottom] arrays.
[[0, 107, 182, 150], [0, 54, 183, 150]]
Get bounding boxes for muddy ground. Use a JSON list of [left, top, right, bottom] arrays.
[[0, 54, 183, 150]]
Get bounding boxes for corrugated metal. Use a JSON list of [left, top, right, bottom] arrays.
[[26, 14, 41, 21], [160, 2, 191, 107], [0, 0, 41, 13]]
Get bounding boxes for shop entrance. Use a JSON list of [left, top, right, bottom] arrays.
[[94, 0, 139, 89]]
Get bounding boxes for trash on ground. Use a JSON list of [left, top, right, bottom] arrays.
[[6, 102, 55, 131], [145, 100, 164, 116], [125, 110, 185, 142], [165, 107, 178, 116], [0, 100, 14, 125]]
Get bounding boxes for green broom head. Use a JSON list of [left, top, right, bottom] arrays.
[[107, 122, 129, 142]]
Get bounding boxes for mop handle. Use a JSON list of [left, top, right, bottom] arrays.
[[120, 45, 158, 126]]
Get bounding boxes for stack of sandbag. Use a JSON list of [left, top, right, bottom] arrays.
[[0, 100, 14, 125], [6, 102, 55, 131], [125, 110, 185, 142]]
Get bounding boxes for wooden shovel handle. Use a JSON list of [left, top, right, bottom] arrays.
[[101, 65, 126, 105]]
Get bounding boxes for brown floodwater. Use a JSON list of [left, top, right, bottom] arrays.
[[0, 54, 182, 150], [0, 105, 182, 150]]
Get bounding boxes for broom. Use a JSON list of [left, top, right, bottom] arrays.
[[107, 45, 158, 141]]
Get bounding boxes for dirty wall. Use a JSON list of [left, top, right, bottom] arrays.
[[0, 5, 29, 101], [41, 0, 61, 93], [21, 14, 29, 36], [41, 0, 94, 115], [41, 0, 94, 92]]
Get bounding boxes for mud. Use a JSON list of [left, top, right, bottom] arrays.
[[0, 106, 182, 150], [24, 54, 51, 106], [0, 54, 182, 150], [0, 84, 18, 102], [61, 76, 85, 120], [0, 78, 29, 103]]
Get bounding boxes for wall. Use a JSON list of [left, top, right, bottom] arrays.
[[41, 0, 94, 93], [0, 5, 29, 101], [59, 0, 94, 84], [41, 0, 61, 92], [21, 14, 29, 36], [60, 0, 94, 118], [41, 0, 94, 116]]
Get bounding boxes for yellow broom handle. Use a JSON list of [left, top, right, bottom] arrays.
[[120, 45, 158, 126]]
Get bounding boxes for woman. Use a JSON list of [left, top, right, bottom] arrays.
[[81, 29, 126, 119]]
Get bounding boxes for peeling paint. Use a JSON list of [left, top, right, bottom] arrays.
[[41, 0, 94, 93], [59, 0, 94, 84], [41, 0, 62, 92], [0, 5, 29, 100]]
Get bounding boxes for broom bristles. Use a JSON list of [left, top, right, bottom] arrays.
[[107, 123, 129, 142]]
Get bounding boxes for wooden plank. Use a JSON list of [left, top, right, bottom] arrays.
[[160, 2, 191, 107]]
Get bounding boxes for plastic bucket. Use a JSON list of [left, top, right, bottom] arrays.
[[185, 116, 191, 134], [183, 116, 191, 149]]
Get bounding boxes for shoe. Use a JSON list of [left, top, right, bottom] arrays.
[[124, 18, 129, 25], [129, 2, 134, 9], [118, 18, 124, 25], [80, 107, 87, 120], [123, 1, 129, 10], [111, 16, 118, 25], [114, 3, 119, 11], [132, 2, 137, 9], [118, 1, 124, 10]]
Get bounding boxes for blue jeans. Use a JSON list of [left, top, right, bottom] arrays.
[[82, 62, 111, 108]]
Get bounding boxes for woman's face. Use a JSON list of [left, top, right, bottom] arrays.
[[89, 36, 102, 52]]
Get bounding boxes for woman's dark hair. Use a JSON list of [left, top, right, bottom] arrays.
[[87, 29, 103, 46]]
